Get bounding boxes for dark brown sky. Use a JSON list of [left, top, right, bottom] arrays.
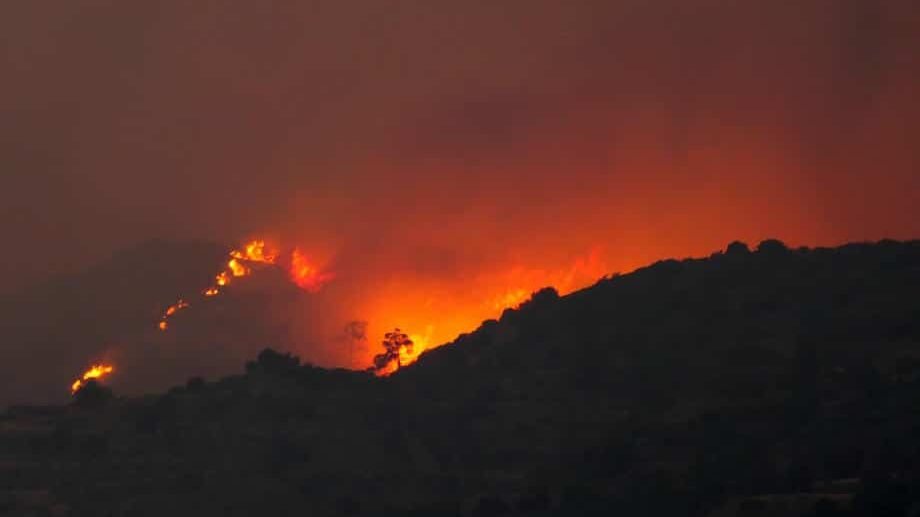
[[2, 0, 919, 293]]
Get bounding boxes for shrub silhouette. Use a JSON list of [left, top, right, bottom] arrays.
[[757, 238, 788, 255], [725, 240, 751, 256], [72, 379, 113, 408], [246, 348, 301, 375], [518, 287, 559, 312]]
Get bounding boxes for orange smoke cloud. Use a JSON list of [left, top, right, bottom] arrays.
[[289, 248, 335, 292]]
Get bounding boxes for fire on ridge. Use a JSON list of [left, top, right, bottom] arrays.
[[70, 239, 332, 395], [71, 364, 115, 394], [157, 240, 327, 331], [69, 238, 607, 394]]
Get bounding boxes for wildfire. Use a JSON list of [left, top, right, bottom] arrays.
[[203, 240, 277, 296], [70, 234, 607, 392], [157, 299, 190, 331], [363, 249, 608, 374], [402, 328, 431, 367], [74, 238, 328, 391], [230, 241, 278, 264], [158, 239, 332, 332], [71, 364, 115, 394], [156, 240, 281, 331]]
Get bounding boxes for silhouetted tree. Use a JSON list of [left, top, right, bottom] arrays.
[[373, 328, 413, 372], [517, 287, 559, 312]]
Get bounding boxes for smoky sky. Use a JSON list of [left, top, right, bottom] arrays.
[[2, 0, 919, 292]]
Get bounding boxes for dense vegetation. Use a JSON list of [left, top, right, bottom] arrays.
[[2, 239, 919, 516]]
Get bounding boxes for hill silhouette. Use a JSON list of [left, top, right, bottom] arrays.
[[2, 239, 919, 516]]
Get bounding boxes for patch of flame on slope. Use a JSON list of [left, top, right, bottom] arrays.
[[366, 248, 607, 375], [158, 240, 288, 332], [71, 239, 334, 393], [374, 325, 433, 376], [71, 364, 115, 394], [158, 299, 190, 331], [202, 240, 278, 298]]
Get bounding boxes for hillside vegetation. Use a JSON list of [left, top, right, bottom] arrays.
[[2, 239, 919, 516]]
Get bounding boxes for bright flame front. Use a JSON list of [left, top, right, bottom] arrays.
[[71, 364, 115, 394], [158, 239, 333, 332]]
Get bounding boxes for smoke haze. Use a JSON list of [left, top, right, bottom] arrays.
[[1, 0, 919, 402]]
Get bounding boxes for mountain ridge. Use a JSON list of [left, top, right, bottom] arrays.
[[2, 238, 920, 516]]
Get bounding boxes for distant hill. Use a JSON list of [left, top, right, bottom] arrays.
[[1, 239, 919, 517]]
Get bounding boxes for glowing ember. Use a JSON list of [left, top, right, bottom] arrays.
[[165, 300, 190, 317], [289, 248, 335, 292], [71, 364, 115, 394], [158, 299, 190, 331]]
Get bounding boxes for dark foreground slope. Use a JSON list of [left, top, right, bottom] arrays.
[[2, 239, 919, 517]]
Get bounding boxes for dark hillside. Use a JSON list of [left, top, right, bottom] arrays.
[[2, 239, 919, 516]]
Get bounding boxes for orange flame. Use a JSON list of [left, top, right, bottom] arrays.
[[230, 241, 278, 264], [289, 248, 335, 292], [364, 249, 607, 374], [159, 240, 280, 331], [228, 258, 249, 277], [158, 299, 190, 331], [165, 299, 190, 317], [206, 240, 278, 293], [402, 328, 430, 367], [74, 238, 334, 394], [71, 364, 115, 394], [372, 328, 432, 376]]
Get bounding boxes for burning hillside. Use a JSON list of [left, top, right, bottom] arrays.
[[35, 240, 920, 517], [70, 364, 115, 394], [66, 237, 609, 395], [157, 240, 330, 332]]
